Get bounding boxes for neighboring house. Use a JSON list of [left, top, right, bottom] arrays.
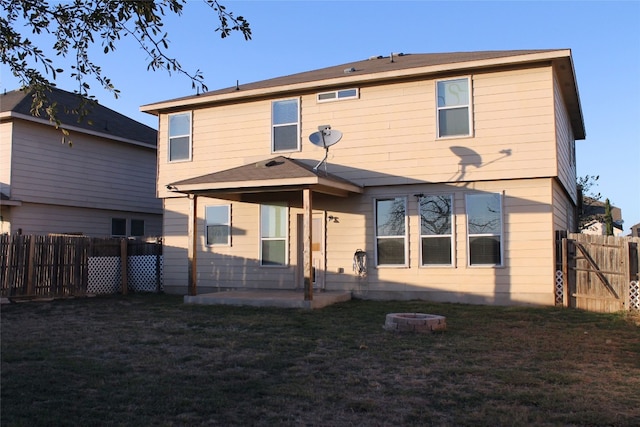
[[141, 49, 585, 306], [579, 197, 624, 236], [630, 223, 640, 238], [0, 88, 162, 237]]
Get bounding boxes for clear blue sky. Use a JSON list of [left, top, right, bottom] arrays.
[[2, 1, 639, 231]]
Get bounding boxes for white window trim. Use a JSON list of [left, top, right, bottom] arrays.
[[317, 88, 359, 103], [271, 98, 300, 153], [205, 204, 231, 247], [419, 194, 455, 268], [259, 204, 289, 267], [374, 197, 409, 268], [465, 192, 504, 267], [168, 111, 192, 163], [436, 76, 473, 139]]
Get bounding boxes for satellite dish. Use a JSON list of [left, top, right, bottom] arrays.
[[309, 127, 342, 148], [308, 125, 342, 172]]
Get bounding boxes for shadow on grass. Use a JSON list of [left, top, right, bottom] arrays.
[[2, 294, 639, 426]]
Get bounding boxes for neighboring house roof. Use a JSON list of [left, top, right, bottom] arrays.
[[169, 156, 362, 198], [581, 197, 623, 230], [142, 49, 585, 140], [1, 87, 157, 146], [629, 223, 640, 237]]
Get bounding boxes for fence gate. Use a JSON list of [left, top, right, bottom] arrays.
[[557, 232, 640, 313]]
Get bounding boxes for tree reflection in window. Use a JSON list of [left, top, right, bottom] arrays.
[[420, 195, 453, 265], [466, 193, 502, 265], [376, 197, 406, 266]]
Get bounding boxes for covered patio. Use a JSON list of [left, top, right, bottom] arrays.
[[167, 156, 363, 308]]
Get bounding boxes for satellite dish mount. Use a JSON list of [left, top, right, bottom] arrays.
[[309, 125, 343, 173]]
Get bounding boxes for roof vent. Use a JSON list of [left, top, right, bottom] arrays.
[[390, 52, 405, 63], [344, 67, 356, 74], [258, 159, 284, 168]]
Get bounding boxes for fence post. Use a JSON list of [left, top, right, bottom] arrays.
[[623, 242, 631, 310], [120, 238, 128, 295], [2, 235, 13, 295], [26, 235, 36, 295], [562, 238, 570, 308], [188, 195, 198, 296], [155, 237, 161, 294]]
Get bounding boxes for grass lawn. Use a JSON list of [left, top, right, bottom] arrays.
[[2, 294, 639, 426]]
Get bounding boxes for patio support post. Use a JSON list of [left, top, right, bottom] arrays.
[[188, 194, 198, 296], [303, 188, 313, 301]]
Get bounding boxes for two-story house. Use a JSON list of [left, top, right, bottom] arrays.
[[141, 49, 585, 306], [1, 88, 162, 237]]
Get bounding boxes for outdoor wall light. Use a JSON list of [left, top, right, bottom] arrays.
[[327, 215, 339, 223]]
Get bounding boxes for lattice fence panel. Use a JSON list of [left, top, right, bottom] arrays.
[[630, 281, 639, 311], [128, 255, 163, 292], [555, 270, 564, 305], [88, 257, 120, 294], [87, 256, 163, 294]]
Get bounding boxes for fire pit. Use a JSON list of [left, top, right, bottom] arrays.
[[383, 313, 446, 333]]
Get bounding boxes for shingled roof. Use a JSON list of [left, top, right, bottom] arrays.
[[141, 49, 585, 140], [169, 156, 362, 197], [1, 87, 157, 146], [156, 50, 558, 104]]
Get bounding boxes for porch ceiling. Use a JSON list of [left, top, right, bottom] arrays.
[[167, 156, 363, 199]]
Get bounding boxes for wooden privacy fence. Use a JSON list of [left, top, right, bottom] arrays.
[[556, 232, 640, 313], [0, 235, 162, 299]]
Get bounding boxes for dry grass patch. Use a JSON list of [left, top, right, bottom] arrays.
[[2, 294, 639, 426]]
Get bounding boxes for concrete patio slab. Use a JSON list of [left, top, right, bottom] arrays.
[[183, 289, 352, 309]]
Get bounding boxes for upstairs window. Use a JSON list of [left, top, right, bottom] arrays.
[[437, 78, 471, 138], [206, 205, 231, 246], [420, 195, 454, 266], [168, 112, 192, 162], [272, 99, 299, 152], [466, 193, 503, 266], [375, 197, 407, 266], [317, 88, 359, 103]]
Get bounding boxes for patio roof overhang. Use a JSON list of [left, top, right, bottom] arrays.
[[167, 156, 363, 199], [171, 157, 362, 302]]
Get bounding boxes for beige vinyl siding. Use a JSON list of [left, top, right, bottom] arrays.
[[7, 202, 161, 237], [552, 179, 576, 232], [553, 71, 578, 204], [10, 120, 161, 214], [317, 179, 556, 305], [306, 67, 555, 185], [157, 66, 558, 196], [161, 178, 557, 305], [162, 197, 189, 293], [0, 121, 12, 196], [156, 62, 574, 305], [157, 104, 273, 198], [163, 196, 298, 293]]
